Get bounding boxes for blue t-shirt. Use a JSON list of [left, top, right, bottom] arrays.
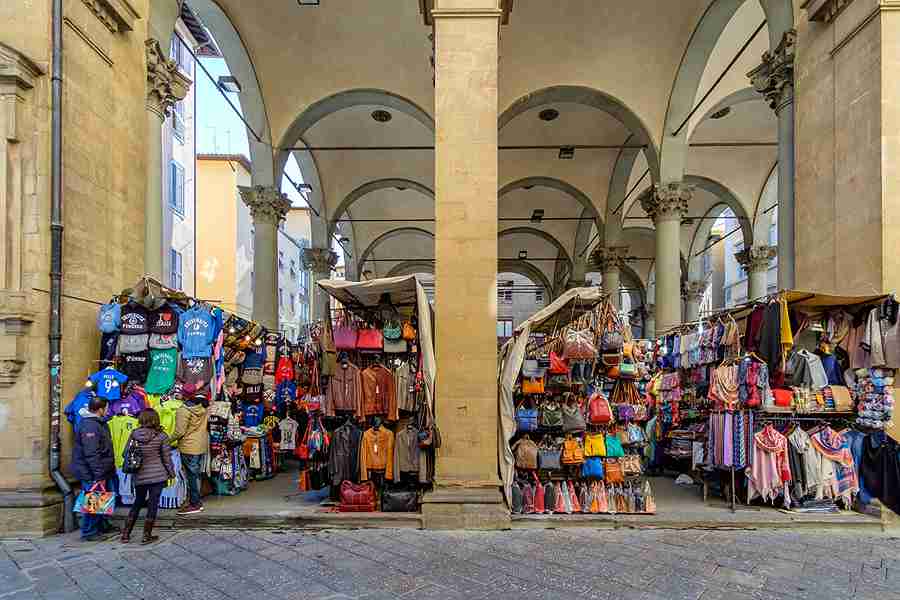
[[65, 389, 94, 429], [88, 368, 128, 400], [242, 403, 263, 427], [242, 349, 265, 370], [178, 306, 216, 358]]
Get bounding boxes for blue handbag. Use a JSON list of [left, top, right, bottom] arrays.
[[581, 456, 604, 479], [516, 406, 538, 432]]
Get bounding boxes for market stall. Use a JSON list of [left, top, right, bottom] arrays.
[[499, 287, 657, 515], [651, 290, 898, 516]]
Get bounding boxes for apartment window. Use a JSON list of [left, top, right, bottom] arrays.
[[725, 286, 733, 307], [535, 289, 543, 304], [290, 293, 296, 314], [300, 269, 309, 296], [497, 318, 513, 338], [169, 161, 185, 216], [278, 251, 285, 271], [250, 228, 254, 253], [702, 250, 711, 276], [279, 287, 284, 308], [289, 259, 297, 281], [172, 100, 186, 143], [169, 249, 183, 291], [170, 36, 193, 76], [498, 280, 513, 305]]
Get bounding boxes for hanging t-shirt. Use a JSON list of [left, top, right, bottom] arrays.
[[149, 333, 178, 350], [88, 368, 128, 400], [274, 356, 294, 385], [145, 348, 178, 394], [108, 386, 145, 417], [177, 356, 212, 388], [178, 306, 216, 358], [117, 333, 149, 354], [241, 403, 263, 427], [156, 399, 183, 439], [99, 332, 118, 363], [120, 302, 150, 335], [278, 417, 299, 450], [65, 389, 94, 430], [96, 302, 121, 333], [240, 383, 263, 405], [108, 414, 139, 469], [119, 350, 150, 384], [149, 305, 179, 334]]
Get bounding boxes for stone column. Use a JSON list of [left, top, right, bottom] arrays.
[[683, 279, 708, 322], [642, 183, 690, 333], [239, 185, 291, 330], [301, 247, 338, 323], [145, 39, 189, 279], [644, 304, 656, 340], [566, 256, 588, 289], [591, 245, 628, 310], [736, 245, 776, 301], [749, 30, 795, 290], [425, 0, 507, 529]]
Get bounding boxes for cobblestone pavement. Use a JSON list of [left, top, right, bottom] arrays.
[[1, 528, 899, 600]]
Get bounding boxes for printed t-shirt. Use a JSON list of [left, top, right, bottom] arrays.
[[178, 356, 212, 389], [89, 368, 128, 400], [241, 403, 263, 427], [108, 415, 139, 469], [145, 348, 178, 394], [279, 417, 299, 450], [120, 302, 150, 335], [96, 302, 121, 333], [65, 389, 94, 430], [119, 351, 150, 384], [156, 399, 183, 439], [117, 333, 149, 354], [178, 307, 215, 358], [100, 332, 119, 363], [149, 305, 179, 334], [108, 386, 145, 417]]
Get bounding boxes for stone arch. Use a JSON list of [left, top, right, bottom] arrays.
[[275, 89, 435, 182], [328, 178, 434, 239], [498, 226, 574, 274], [685, 174, 754, 250], [753, 161, 778, 228], [357, 227, 434, 275], [498, 261, 554, 301], [686, 202, 746, 280], [499, 176, 602, 247], [500, 85, 660, 182]]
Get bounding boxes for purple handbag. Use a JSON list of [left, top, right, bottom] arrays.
[[333, 321, 358, 350]]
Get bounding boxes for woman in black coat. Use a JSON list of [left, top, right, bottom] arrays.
[[120, 409, 175, 544]]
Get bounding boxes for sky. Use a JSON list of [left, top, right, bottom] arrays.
[[195, 56, 307, 208]]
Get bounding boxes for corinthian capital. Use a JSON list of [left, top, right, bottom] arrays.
[[735, 245, 777, 273], [748, 30, 796, 114], [145, 38, 190, 120], [238, 185, 292, 225], [641, 183, 692, 223], [590, 245, 629, 273], [682, 279, 708, 303], [301, 247, 338, 274]]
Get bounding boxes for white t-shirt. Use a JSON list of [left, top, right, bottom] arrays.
[[279, 417, 299, 450]]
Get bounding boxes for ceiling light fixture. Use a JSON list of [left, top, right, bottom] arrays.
[[518, 250, 528, 260], [539, 108, 559, 122], [558, 146, 575, 160], [530, 209, 545, 223], [371, 109, 392, 123], [710, 106, 732, 120], [340, 236, 350, 244], [523, 185, 535, 190], [297, 0, 320, 5], [294, 182, 312, 194], [217, 75, 241, 93]]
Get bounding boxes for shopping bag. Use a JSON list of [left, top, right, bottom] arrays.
[[73, 482, 116, 516]]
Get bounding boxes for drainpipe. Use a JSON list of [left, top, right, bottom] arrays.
[[49, 0, 75, 533]]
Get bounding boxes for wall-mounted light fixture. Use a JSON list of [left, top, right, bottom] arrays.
[[518, 250, 528, 260], [217, 75, 241, 93]]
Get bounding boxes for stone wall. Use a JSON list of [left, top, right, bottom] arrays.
[[0, 0, 150, 536]]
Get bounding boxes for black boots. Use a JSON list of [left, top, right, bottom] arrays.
[[141, 519, 159, 545], [120, 515, 137, 543]]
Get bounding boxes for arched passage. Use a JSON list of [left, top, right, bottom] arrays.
[[357, 227, 434, 276], [328, 178, 434, 239]]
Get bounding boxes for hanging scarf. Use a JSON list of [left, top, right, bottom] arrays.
[[810, 427, 858, 503], [755, 425, 792, 484]]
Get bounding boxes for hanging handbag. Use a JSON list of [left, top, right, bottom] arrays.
[[512, 436, 539, 470], [584, 432, 607, 457], [401, 320, 417, 341], [538, 442, 562, 471], [622, 454, 642, 476], [383, 319, 403, 341], [516, 405, 539, 432], [548, 351, 569, 375], [581, 456, 604, 479], [510, 481, 524, 514], [562, 403, 586, 432], [521, 377, 545, 395], [563, 328, 598, 360], [521, 359, 547, 379], [382, 489, 418, 512], [333, 318, 358, 350], [73, 482, 116, 516], [619, 362, 637, 379], [604, 434, 625, 457], [604, 458, 625, 484], [383, 338, 408, 353], [561, 437, 585, 465], [356, 326, 383, 351], [540, 401, 563, 428], [543, 482, 557, 514], [532, 473, 545, 513], [643, 480, 656, 513], [587, 392, 613, 425]]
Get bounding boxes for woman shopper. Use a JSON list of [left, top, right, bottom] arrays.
[[120, 409, 175, 544]]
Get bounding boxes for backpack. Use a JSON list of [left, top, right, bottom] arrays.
[[122, 437, 143, 475]]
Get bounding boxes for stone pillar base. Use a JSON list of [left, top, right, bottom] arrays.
[[421, 486, 510, 530], [0, 489, 64, 537]]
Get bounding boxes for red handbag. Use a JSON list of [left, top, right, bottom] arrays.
[[549, 351, 569, 375], [339, 480, 375, 512], [356, 326, 383, 351], [588, 392, 613, 425], [772, 388, 793, 408]]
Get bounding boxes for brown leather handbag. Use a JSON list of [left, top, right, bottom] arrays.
[[512, 436, 539, 470], [604, 458, 625, 484]]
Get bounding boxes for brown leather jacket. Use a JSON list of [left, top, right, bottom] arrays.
[[325, 362, 363, 418], [362, 364, 396, 420]]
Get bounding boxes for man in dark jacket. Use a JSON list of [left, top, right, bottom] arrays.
[[71, 396, 117, 541]]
